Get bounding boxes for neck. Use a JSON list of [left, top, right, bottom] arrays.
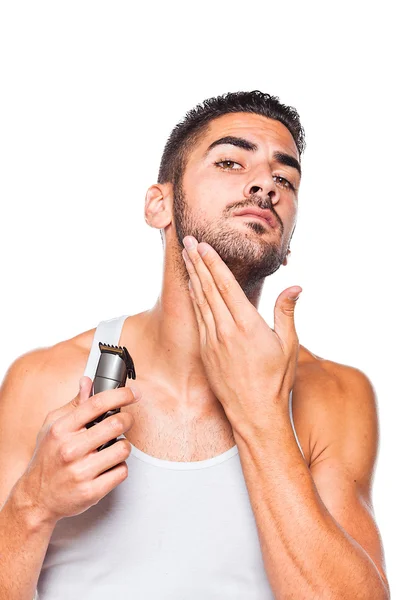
[[125, 248, 264, 412]]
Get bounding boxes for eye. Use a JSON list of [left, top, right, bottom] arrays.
[[273, 175, 296, 192], [214, 161, 297, 191], [214, 159, 242, 171]]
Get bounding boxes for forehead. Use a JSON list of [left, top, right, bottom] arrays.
[[194, 112, 299, 161]]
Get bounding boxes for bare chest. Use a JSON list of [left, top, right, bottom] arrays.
[[121, 401, 237, 462], [120, 396, 311, 465]]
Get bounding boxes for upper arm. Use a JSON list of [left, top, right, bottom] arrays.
[[0, 349, 50, 509], [309, 366, 390, 593]]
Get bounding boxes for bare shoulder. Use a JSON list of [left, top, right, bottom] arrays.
[[0, 328, 95, 460], [295, 344, 379, 476]]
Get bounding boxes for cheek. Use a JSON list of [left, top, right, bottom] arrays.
[[183, 164, 243, 220], [186, 172, 227, 212], [282, 207, 297, 242], [288, 203, 298, 223], [200, 170, 240, 202]]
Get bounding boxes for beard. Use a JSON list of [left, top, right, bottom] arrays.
[[172, 179, 290, 298]]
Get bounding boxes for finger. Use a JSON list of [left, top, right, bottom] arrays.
[[183, 237, 235, 334], [185, 237, 253, 329], [89, 439, 132, 478], [273, 287, 302, 353], [57, 386, 140, 435], [43, 376, 94, 429], [78, 376, 92, 403], [182, 246, 219, 342], [188, 281, 207, 345], [72, 412, 133, 460]]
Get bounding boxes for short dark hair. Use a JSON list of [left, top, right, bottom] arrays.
[[157, 90, 306, 188]]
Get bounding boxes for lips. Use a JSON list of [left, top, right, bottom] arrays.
[[233, 207, 277, 228]]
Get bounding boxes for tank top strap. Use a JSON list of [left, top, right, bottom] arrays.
[[82, 315, 129, 381]]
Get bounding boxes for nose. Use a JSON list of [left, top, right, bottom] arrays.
[[244, 167, 280, 205]]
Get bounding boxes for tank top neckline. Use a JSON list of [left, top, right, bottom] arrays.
[[127, 439, 239, 470]]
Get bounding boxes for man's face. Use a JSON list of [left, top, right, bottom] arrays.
[[172, 112, 301, 294]]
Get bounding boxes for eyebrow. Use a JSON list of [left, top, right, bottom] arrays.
[[204, 135, 301, 177]]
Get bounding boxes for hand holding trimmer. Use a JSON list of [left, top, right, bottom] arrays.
[[85, 342, 136, 451], [17, 353, 139, 525]]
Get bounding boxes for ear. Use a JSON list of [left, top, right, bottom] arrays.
[[282, 248, 291, 266], [144, 183, 173, 229]]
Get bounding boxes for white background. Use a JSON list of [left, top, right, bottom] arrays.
[[0, 0, 398, 595]]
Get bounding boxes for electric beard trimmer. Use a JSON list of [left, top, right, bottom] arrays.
[[85, 342, 136, 451]]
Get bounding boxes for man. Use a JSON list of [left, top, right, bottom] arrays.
[[0, 91, 390, 599]]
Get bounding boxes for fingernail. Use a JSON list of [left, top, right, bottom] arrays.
[[183, 236, 195, 250], [288, 288, 302, 301], [132, 387, 142, 401], [198, 244, 208, 256]]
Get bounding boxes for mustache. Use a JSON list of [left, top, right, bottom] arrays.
[[232, 197, 277, 216], [233, 193, 273, 210]]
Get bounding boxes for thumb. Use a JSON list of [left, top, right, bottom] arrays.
[[273, 286, 302, 350], [78, 375, 92, 402], [41, 375, 93, 430]]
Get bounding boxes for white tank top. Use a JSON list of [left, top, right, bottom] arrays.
[[36, 315, 306, 599]]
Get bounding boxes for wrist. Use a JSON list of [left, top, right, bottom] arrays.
[[232, 401, 291, 444], [9, 476, 57, 533]]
